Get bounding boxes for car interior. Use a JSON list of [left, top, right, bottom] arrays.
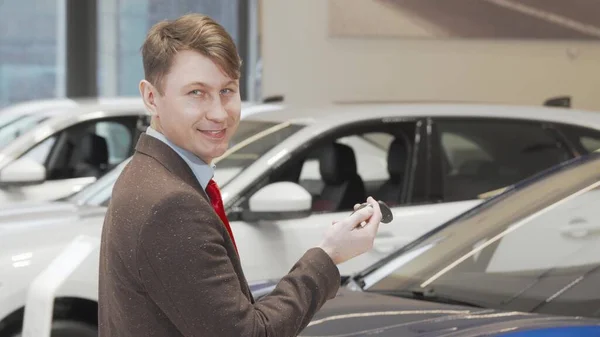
[[18, 117, 139, 182], [264, 122, 417, 214], [72, 132, 110, 178], [376, 137, 410, 207], [311, 142, 367, 212]]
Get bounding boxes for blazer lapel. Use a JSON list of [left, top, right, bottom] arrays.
[[134, 133, 208, 200]]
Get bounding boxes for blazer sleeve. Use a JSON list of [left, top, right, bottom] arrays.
[[137, 191, 340, 337]]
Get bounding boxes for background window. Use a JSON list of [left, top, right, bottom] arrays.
[[0, 1, 242, 108], [0, 0, 60, 108], [99, 0, 240, 97]]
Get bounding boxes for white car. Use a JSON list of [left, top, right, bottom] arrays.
[[0, 97, 281, 204], [2, 103, 600, 336], [0, 97, 142, 151]]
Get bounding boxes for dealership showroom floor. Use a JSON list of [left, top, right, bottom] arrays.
[[1, 0, 600, 336]]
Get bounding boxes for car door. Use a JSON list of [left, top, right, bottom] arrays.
[[0, 116, 140, 202], [228, 117, 469, 280]]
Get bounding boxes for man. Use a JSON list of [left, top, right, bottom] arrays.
[[98, 13, 383, 337]]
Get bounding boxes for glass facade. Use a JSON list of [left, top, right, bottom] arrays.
[[0, 0, 242, 108], [114, 0, 239, 96], [0, 0, 59, 108]]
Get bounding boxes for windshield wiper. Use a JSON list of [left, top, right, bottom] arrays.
[[369, 288, 483, 308]]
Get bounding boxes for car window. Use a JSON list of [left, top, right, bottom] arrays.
[[299, 133, 391, 182], [19, 117, 138, 181], [558, 124, 600, 154], [260, 121, 417, 214], [364, 155, 600, 318], [436, 119, 572, 202], [95, 121, 133, 165], [581, 136, 600, 152], [441, 133, 493, 171]]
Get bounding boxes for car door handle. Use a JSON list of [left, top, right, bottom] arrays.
[[560, 218, 600, 238]]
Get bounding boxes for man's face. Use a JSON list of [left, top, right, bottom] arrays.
[[141, 49, 241, 164]]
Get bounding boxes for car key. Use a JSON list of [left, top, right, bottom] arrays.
[[351, 200, 394, 226]]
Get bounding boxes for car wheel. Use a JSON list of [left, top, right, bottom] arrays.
[[9, 320, 97, 337]]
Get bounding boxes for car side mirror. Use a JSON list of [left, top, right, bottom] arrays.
[[0, 157, 46, 187], [242, 182, 312, 221]]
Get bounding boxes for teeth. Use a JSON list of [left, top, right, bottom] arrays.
[[203, 130, 224, 135]]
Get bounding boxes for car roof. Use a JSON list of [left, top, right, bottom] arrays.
[[0, 97, 274, 125], [243, 102, 600, 130], [0, 97, 145, 116]]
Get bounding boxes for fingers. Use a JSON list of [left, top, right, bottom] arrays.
[[342, 204, 374, 230], [363, 197, 382, 235], [366, 197, 381, 215], [353, 203, 362, 211]]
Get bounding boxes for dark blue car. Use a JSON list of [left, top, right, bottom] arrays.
[[251, 152, 600, 336]]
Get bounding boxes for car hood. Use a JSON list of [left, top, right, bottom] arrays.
[[298, 288, 600, 337], [0, 201, 105, 234]]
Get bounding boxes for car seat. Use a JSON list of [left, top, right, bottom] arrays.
[[376, 138, 408, 206], [73, 133, 109, 178], [312, 142, 366, 212]]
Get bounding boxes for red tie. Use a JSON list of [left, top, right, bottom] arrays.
[[205, 179, 238, 253]]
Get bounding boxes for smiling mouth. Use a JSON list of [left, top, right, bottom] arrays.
[[198, 129, 226, 139]]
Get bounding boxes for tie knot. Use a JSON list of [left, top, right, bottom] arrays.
[[206, 179, 221, 200], [207, 178, 217, 189]]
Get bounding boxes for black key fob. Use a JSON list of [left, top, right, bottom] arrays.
[[351, 200, 393, 224]]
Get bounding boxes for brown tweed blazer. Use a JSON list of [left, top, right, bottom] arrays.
[[98, 133, 341, 337]]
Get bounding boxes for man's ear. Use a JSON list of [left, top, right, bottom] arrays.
[[139, 80, 159, 116]]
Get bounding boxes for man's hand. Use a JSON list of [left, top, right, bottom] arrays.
[[318, 196, 382, 265]]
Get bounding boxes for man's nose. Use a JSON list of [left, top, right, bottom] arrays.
[[206, 98, 228, 122]]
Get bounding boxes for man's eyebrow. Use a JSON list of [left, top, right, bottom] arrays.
[[185, 80, 237, 88], [185, 81, 210, 88]]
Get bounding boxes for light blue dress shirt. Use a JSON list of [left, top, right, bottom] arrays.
[[145, 126, 215, 191]]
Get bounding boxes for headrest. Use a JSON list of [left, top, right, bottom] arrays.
[[388, 138, 408, 179], [82, 133, 109, 166], [319, 142, 358, 184]]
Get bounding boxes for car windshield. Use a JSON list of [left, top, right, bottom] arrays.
[[361, 153, 600, 318], [0, 113, 51, 150], [212, 120, 304, 184], [69, 120, 305, 206]]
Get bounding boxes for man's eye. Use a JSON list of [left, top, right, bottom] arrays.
[[221, 88, 234, 95], [190, 90, 203, 96]]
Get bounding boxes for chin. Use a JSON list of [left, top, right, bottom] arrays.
[[199, 146, 228, 162]]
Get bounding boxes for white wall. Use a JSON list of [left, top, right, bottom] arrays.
[[260, 0, 600, 110]]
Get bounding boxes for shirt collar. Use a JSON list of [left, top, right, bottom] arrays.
[[145, 126, 215, 190]]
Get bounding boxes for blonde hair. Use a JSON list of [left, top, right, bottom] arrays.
[[141, 13, 242, 95]]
